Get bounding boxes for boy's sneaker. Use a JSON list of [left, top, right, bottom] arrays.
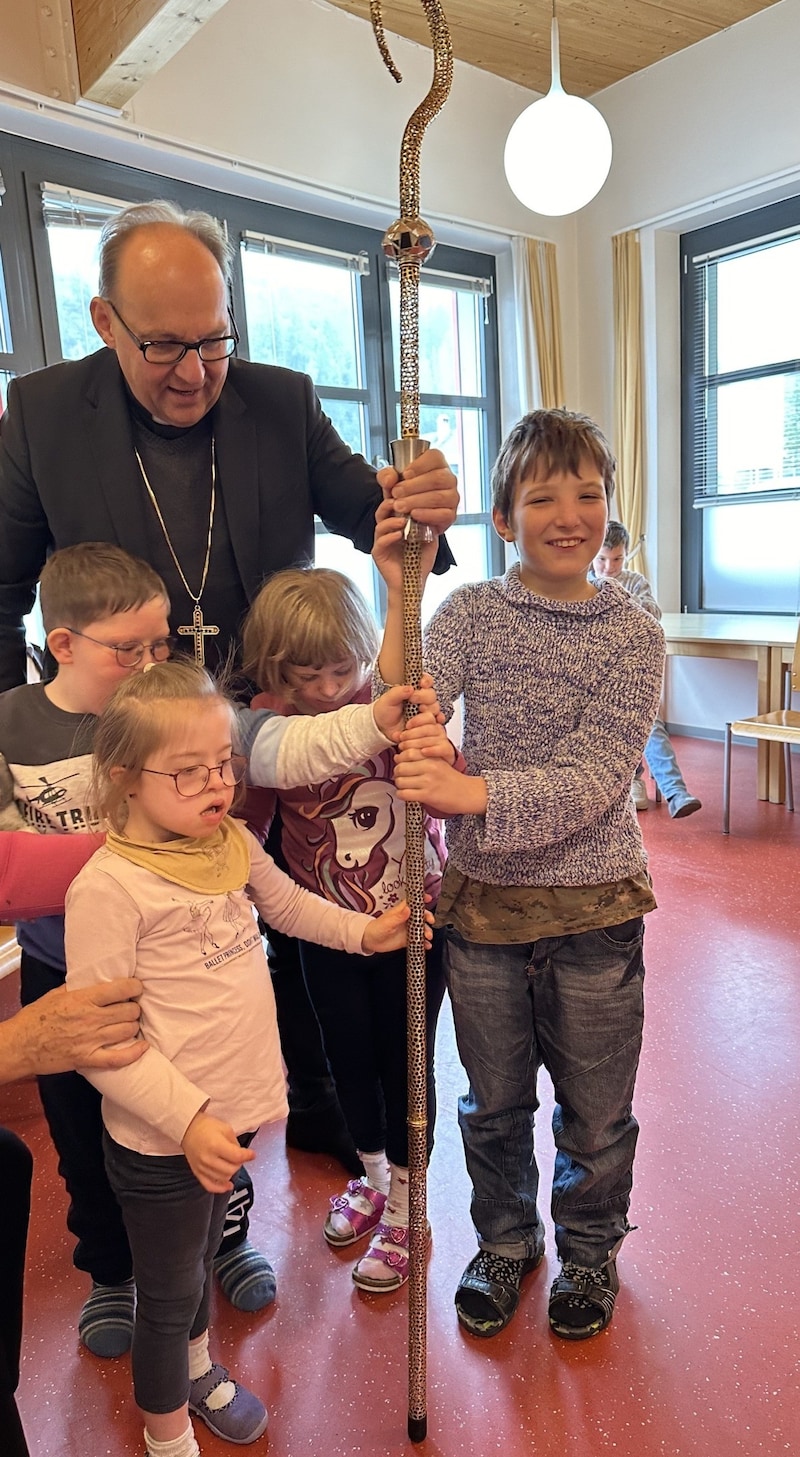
[[548, 1257, 619, 1340], [631, 778, 649, 811], [667, 791, 702, 819], [455, 1235, 545, 1338]]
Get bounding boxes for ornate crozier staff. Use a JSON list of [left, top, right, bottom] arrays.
[[369, 2, 453, 1443]]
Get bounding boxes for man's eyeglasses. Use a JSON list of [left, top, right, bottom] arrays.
[[105, 300, 239, 365], [140, 756, 248, 798], [67, 629, 177, 669]]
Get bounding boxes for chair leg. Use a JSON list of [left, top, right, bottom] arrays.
[[783, 664, 795, 814], [722, 724, 732, 834]]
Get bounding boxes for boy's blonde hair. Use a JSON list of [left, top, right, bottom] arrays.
[[92, 659, 239, 831], [242, 567, 379, 703], [39, 543, 168, 634], [492, 408, 617, 521]]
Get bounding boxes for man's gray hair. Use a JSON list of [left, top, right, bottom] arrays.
[[98, 200, 233, 297]]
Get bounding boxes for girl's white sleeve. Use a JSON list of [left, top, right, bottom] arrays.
[[238, 704, 393, 790], [244, 830, 371, 953], [64, 869, 209, 1145]]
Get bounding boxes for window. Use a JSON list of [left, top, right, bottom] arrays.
[[387, 266, 497, 606], [682, 197, 800, 613], [241, 232, 373, 456], [41, 184, 126, 359], [238, 227, 501, 618]]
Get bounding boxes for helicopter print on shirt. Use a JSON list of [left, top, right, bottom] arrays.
[[8, 749, 100, 834]]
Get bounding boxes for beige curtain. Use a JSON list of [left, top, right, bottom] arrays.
[[512, 236, 565, 412], [527, 238, 565, 409], [612, 230, 646, 574]]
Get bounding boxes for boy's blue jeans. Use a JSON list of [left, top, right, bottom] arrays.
[[642, 717, 688, 800], [445, 918, 645, 1270]]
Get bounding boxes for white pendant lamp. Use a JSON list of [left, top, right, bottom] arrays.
[[504, 4, 612, 216]]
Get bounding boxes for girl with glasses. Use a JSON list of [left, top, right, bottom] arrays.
[[63, 658, 432, 1457]]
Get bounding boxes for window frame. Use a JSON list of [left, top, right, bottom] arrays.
[[681, 193, 800, 613]]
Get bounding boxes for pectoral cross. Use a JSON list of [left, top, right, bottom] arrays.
[[178, 603, 220, 666]]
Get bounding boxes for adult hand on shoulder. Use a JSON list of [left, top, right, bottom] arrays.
[[182, 1111, 255, 1194], [0, 979, 145, 1083], [376, 447, 459, 534]]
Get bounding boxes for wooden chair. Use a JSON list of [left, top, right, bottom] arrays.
[[722, 624, 800, 834]]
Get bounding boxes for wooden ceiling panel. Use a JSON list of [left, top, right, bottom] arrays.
[[325, 0, 782, 96]]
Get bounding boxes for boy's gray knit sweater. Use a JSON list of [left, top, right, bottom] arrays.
[[424, 565, 665, 888]]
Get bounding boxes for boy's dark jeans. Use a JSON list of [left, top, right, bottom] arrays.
[[445, 918, 645, 1269], [19, 951, 252, 1283]]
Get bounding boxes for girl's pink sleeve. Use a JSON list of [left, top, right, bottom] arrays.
[[0, 831, 104, 921]]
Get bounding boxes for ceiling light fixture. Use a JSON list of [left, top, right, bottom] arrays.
[[503, 2, 613, 216]]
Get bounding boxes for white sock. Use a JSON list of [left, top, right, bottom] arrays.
[[359, 1150, 391, 1195], [144, 1426, 200, 1457], [188, 1329, 211, 1381], [188, 1330, 236, 1411], [383, 1164, 409, 1229]]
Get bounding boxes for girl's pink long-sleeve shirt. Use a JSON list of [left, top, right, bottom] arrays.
[[65, 826, 372, 1157]]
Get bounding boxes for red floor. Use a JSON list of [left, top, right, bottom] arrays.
[[3, 736, 799, 1457]]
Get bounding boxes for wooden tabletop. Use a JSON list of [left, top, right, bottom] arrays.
[[660, 613, 799, 649]]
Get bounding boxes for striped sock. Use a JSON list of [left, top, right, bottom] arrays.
[[78, 1278, 135, 1358], [213, 1240, 276, 1312]]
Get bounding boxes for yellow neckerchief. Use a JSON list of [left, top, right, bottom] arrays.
[[106, 816, 250, 894]]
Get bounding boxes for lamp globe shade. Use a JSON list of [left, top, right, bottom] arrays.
[[504, 90, 612, 216]]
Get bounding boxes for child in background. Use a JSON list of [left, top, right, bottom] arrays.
[[242, 567, 449, 1291], [64, 659, 432, 1457], [374, 408, 666, 1341], [590, 520, 702, 818]]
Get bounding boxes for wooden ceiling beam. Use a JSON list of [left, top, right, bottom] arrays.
[[71, 0, 229, 109]]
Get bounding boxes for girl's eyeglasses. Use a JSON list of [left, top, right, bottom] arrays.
[[139, 755, 247, 798]]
